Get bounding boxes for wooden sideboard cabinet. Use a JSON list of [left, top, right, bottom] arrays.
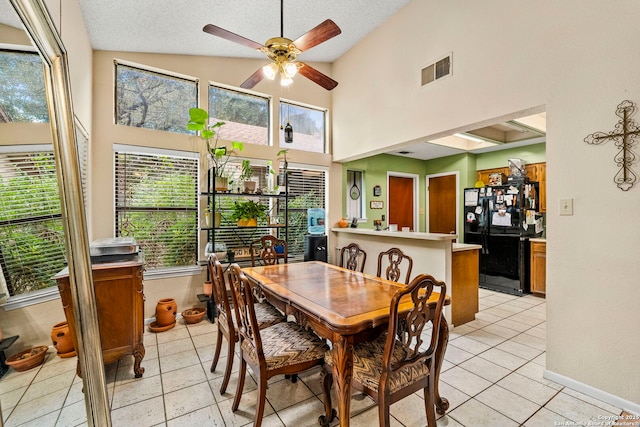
[[55, 259, 145, 378], [530, 240, 546, 296]]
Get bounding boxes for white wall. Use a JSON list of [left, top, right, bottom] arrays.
[[332, 0, 640, 407]]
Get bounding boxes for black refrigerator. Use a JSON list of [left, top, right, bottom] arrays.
[[463, 182, 543, 295]]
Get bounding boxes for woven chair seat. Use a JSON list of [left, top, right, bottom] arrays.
[[242, 322, 328, 371], [254, 302, 284, 329], [326, 333, 430, 394]]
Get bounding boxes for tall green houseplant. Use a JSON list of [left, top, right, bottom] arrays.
[[187, 107, 244, 190]]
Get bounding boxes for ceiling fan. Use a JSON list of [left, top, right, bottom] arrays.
[[202, 0, 341, 90]]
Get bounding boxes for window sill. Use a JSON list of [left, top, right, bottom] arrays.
[[1, 287, 60, 311], [1, 266, 204, 311], [143, 265, 204, 280]]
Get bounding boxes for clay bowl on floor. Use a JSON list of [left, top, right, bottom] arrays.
[[6, 345, 49, 372], [181, 307, 206, 324]]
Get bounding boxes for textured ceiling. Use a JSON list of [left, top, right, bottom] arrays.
[[73, 0, 411, 62]]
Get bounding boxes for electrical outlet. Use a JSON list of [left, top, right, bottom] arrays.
[[559, 198, 573, 216], [381, 215, 385, 221]]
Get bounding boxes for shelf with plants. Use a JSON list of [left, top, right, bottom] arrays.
[[202, 166, 289, 264]]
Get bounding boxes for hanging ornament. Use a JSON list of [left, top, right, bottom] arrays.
[[284, 121, 293, 143]]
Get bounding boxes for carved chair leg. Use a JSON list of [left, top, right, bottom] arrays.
[[231, 357, 247, 412], [210, 329, 223, 373], [318, 366, 336, 426], [219, 339, 235, 394], [253, 375, 268, 427]]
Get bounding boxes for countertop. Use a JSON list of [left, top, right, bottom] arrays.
[[331, 227, 457, 241], [529, 238, 546, 243], [452, 243, 482, 252]]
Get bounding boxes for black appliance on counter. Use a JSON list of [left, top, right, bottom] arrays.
[[463, 183, 543, 295], [304, 234, 327, 262]]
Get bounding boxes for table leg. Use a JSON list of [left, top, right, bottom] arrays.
[[331, 336, 353, 427], [434, 313, 450, 415]]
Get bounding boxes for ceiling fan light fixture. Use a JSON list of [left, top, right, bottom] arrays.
[[283, 61, 299, 78], [263, 63, 278, 80], [280, 75, 294, 86]]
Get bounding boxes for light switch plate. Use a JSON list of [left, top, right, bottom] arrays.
[[559, 198, 573, 216]]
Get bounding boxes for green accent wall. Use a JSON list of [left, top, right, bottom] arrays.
[[341, 143, 545, 237]]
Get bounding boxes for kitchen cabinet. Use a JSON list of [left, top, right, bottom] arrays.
[[477, 162, 546, 212], [530, 240, 546, 296], [55, 259, 145, 378], [451, 245, 480, 325]]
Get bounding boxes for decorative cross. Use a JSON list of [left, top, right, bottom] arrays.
[[585, 100, 640, 191]]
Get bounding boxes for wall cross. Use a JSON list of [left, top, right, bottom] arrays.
[[585, 100, 640, 191]]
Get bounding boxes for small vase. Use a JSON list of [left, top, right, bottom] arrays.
[[204, 211, 212, 227], [215, 176, 228, 192], [155, 298, 177, 327], [203, 281, 212, 296], [51, 321, 76, 357], [214, 212, 222, 228]]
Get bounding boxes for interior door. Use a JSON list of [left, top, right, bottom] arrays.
[[388, 176, 414, 230], [428, 174, 457, 234]]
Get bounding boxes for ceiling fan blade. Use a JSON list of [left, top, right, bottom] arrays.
[[298, 62, 338, 91], [203, 24, 263, 50], [240, 67, 265, 89], [293, 19, 341, 52]]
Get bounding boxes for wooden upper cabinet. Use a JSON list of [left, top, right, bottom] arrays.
[[477, 162, 546, 212], [476, 167, 509, 186]]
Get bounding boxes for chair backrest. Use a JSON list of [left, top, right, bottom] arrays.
[[339, 242, 367, 272], [227, 263, 265, 364], [376, 247, 414, 284], [382, 274, 447, 385], [207, 254, 234, 332], [250, 235, 288, 266]]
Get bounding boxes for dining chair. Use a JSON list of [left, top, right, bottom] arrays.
[[207, 254, 284, 394], [376, 247, 414, 284], [249, 235, 287, 266], [321, 273, 448, 427], [339, 242, 367, 272], [227, 263, 329, 427]]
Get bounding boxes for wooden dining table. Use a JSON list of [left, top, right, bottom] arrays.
[[242, 261, 451, 427]]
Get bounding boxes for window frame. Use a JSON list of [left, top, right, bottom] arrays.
[[278, 99, 328, 153], [113, 144, 200, 275], [208, 82, 272, 147], [113, 59, 198, 134]]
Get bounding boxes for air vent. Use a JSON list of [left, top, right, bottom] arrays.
[[421, 54, 452, 86]]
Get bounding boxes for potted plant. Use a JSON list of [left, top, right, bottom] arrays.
[[231, 200, 268, 227], [187, 107, 244, 191], [240, 159, 256, 194]]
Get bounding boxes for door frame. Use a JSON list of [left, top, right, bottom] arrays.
[[387, 171, 420, 231], [426, 171, 459, 236]]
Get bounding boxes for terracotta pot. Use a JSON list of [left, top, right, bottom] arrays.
[[51, 321, 76, 357], [155, 298, 177, 327], [203, 280, 212, 297], [6, 346, 48, 372], [181, 308, 206, 324]]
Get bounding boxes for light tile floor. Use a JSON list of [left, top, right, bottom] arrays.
[[0, 289, 634, 426]]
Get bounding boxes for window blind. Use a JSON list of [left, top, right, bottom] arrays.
[[0, 151, 66, 296], [114, 150, 198, 269], [286, 167, 327, 259]]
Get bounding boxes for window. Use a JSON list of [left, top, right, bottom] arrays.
[[279, 101, 326, 153], [0, 149, 65, 297], [0, 50, 49, 123], [346, 169, 365, 220], [115, 62, 197, 133], [114, 146, 198, 270], [208, 85, 270, 146], [286, 166, 327, 259]]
